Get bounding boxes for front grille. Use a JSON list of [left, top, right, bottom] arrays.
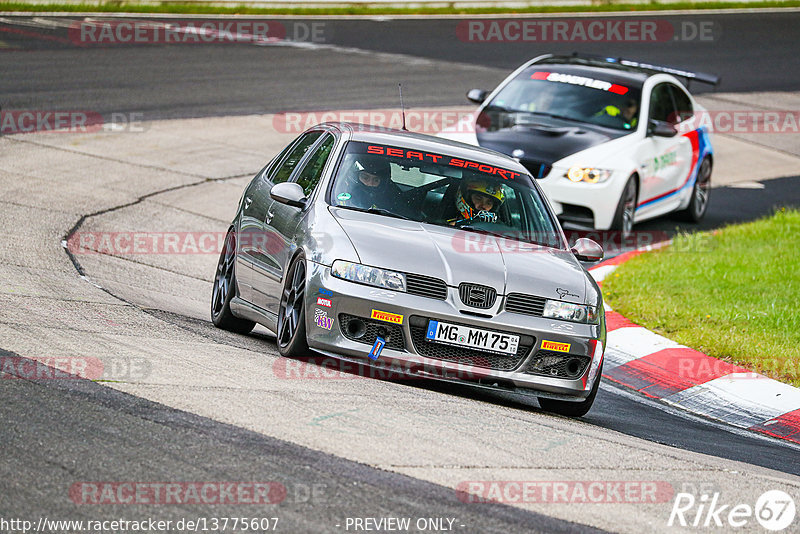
[[521, 159, 552, 179], [458, 283, 497, 309], [409, 316, 533, 371], [524, 350, 590, 379], [505, 293, 547, 317], [339, 314, 406, 351], [406, 273, 448, 300]]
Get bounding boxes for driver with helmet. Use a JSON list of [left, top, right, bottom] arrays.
[[446, 180, 505, 225], [335, 155, 405, 211]]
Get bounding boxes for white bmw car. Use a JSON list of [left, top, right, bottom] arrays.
[[439, 54, 718, 236]]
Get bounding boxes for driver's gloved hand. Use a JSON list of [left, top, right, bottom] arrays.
[[473, 210, 498, 223]]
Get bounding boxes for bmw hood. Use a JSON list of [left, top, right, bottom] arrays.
[[331, 208, 588, 303], [477, 122, 628, 170]]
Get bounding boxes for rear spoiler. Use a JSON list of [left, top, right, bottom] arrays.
[[617, 59, 720, 86], [567, 52, 721, 86]]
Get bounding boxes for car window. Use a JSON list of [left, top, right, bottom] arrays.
[[649, 83, 677, 124], [329, 141, 565, 249], [669, 84, 693, 123], [270, 131, 323, 184], [483, 68, 643, 132], [294, 134, 335, 195], [259, 143, 294, 183]]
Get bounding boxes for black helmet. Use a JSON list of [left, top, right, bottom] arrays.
[[354, 155, 390, 180]]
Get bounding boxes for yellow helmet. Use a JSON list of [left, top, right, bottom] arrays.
[[465, 181, 505, 205]]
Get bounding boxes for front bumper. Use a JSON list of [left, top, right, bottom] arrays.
[[538, 168, 628, 231], [305, 262, 605, 401]]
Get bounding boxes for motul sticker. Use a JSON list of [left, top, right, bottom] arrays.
[[316, 297, 332, 307]]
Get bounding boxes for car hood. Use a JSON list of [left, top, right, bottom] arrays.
[[476, 121, 629, 168], [331, 208, 588, 303]]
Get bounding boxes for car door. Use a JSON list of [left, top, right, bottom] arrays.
[[637, 82, 694, 214], [235, 142, 295, 303], [248, 131, 330, 313], [252, 132, 337, 315]]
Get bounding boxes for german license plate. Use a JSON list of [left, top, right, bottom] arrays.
[[425, 320, 519, 355]]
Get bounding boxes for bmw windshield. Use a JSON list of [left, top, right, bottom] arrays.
[[480, 66, 643, 132], [329, 141, 566, 249]]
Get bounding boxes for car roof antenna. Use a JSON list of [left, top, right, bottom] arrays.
[[398, 83, 408, 131]]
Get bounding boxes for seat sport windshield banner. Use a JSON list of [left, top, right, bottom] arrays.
[[354, 142, 524, 181]]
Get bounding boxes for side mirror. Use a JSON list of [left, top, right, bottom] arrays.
[[466, 88, 489, 104], [571, 238, 604, 263], [270, 182, 307, 208], [648, 119, 677, 137]]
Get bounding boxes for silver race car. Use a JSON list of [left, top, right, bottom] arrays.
[[211, 123, 606, 416]]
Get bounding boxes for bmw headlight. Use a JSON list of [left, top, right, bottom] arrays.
[[543, 300, 599, 324], [331, 260, 406, 292], [565, 167, 613, 184]]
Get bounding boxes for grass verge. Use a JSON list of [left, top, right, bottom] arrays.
[[1, 0, 800, 15], [602, 208, 800, 387]]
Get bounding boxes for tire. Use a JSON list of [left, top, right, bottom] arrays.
[[538, 361, 603, 417], [276, 254, 310, 358], [211, 229, 256, 334], [677, 157, 712, 222], [610, 176, 638, 238]]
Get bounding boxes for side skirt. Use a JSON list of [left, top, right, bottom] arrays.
[[230, 296, 278, 333]]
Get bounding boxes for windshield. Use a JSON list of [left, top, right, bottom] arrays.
[[480, 67, 643, 132], [329, 141, 566, 249]]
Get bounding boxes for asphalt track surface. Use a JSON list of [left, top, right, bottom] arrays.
[[0, 348, 595, 533], [2, 12, 800, 119], [2, 11, 800, 533]]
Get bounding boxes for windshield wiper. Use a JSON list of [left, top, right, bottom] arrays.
[[342, 206, 411, 221], [458, 225, 508, 239], [521, 111, 585, 124]]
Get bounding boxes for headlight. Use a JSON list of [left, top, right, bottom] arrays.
[[543, 300, 599, 324], [331, 260, 406, 292], [565, 167, 612, 184]]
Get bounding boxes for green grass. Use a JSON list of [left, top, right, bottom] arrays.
[[1, 0, 800, 15], [602, 208, 800, 387]]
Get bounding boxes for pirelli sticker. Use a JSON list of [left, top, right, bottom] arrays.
[[542, 340, 571, 353], [371, 309, 403, 325]]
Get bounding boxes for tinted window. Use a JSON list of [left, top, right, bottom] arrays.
[[483, 67, 643, 131], [669, 85, 693, 123], [649, 83, 677, 123], [271, 131, 323, 184], [329, 141, 565, 249], [294, 134, 335, 195], [259, 143, 295, 183]]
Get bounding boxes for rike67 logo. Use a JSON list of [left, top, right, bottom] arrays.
[[669, 490, 796, 531]]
